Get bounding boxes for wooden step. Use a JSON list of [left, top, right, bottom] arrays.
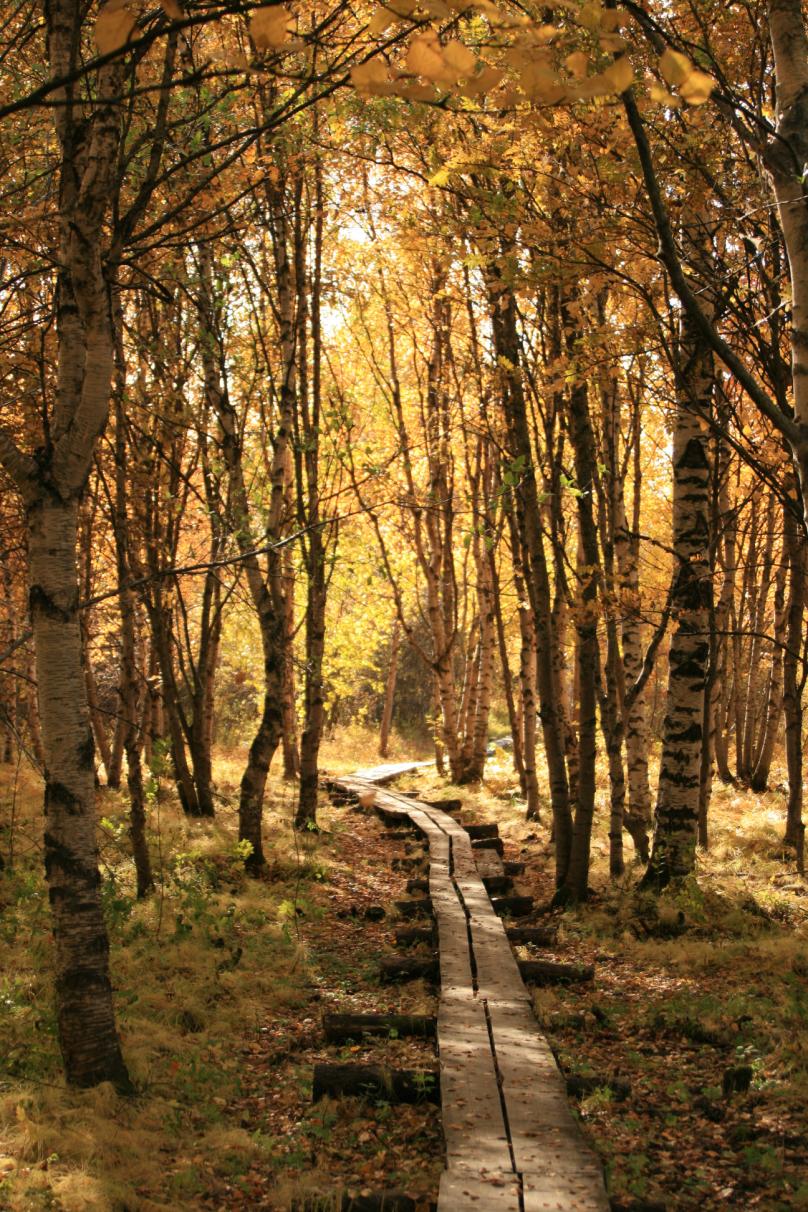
[[395, 926, 437, 948], [506, 926, 557, 947], [425, 798, 463, 813], [394, 898, 434, 919], [503, 860, 525, 876], [379, 954, 438, 984], [472, 837, 504, 857], [312, 1063, 440, 1104], [406, 878, 430, 895], [293, 1192, 435, 1212], [323, 1013, 437, 1043], [465, 822, 499, 840], [482, 874, 513, 896], [518, 959, 594, 985], [491, 895, 533, 917]]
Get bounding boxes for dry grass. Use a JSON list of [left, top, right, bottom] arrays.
[[2, 729, 807, 1210], [403, 744, 808, 1209], [0, 750, 329, 1211]]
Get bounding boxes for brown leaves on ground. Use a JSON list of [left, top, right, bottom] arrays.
[[197, 797, 443, 1210]]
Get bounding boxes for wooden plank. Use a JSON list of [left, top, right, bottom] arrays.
[[438, 1170, 520, 1212], [521, 1171, 610, 1212], [485, 996, 609, 1210], [438, 989, 511, 1175], [474, 846, 505, 881], [352, 760, 434, 784]]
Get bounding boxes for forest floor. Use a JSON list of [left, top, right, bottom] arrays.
[[0, 728, 806, 1211]]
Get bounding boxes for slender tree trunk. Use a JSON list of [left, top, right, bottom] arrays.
[[782, 498, 806, 869], [296, 534, 327, 829], [379, 619, 400, 759], [113, 368, 153, 898], [487, 264, 572, 881], [558, 370, 601, 904], [29, 495, 130, 1089], [615, 396, 651, 858], [644, 314, 713, 888], [751, 551, 788, 791], [489, 550, 528, 797], [281, 544, 300, 780]]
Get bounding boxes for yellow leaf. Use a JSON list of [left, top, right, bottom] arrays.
[[565, 50, 589, 79], [659, 47, 692, 87], [679, 68, 714, 104], [443, 40, 476, 77], [649, 82, 681, 107], [579, 2, 603, 31], [461, 65, 505, 96], [533, 23, 559, 43], [399, 81, 437, 100], [250, 5, 293, 49], [95, 1, 136, 55], [429, 167, 450, 186], [368, 6, 396, 35], [351, 58, 391, 91], [603, 55, 633, 92], [599, 33, 626, 51], [523, 66, 566, 103], [406, 33, 453, 84], [601, 7, 623, 31]]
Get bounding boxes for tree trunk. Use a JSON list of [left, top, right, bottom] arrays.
[[113, 375, 153, 899], [487, 265, 572, 882], [750, 548, 788, 791], [281, 544, 300, 780], [379, 619, 401, 759], [29, 497, 130, 1089], [296, 532, 327, 829], [782, 498, 806, 868], [558, 369, 601, 904], [614, 392, 651, 858], [644, 313, 713, 887]]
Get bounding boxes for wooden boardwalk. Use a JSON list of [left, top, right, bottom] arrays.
[[328, 769, 610, 1212]]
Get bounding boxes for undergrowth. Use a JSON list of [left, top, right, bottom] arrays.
[[0, 756, 324, 1211]]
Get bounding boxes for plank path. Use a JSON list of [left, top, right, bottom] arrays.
[[330, 763, 610, 1212]]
